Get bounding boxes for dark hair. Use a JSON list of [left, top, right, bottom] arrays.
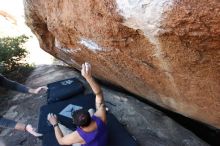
[[72, 109, 91, 127]]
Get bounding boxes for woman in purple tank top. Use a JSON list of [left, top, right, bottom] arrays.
[[48, 62, 108, 146]]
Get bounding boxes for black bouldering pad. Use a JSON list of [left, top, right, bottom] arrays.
[[38, 93, 138, 146], [47, 78, 84, 104]]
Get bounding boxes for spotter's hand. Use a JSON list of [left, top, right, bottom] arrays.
[[29, 86, 48, 94]]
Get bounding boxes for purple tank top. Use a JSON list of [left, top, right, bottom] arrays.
[[76, 115, 108, 146]]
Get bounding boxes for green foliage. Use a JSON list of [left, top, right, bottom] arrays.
[[0, 35, 34, 81]]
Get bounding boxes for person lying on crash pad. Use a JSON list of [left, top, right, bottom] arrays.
[[48, 62, 108, 146], [0, 74, 47, 137]]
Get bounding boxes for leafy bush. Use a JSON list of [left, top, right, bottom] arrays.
[[0, 35, 34, 81]]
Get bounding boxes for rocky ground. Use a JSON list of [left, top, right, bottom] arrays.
[[0, 65, 208, 146]]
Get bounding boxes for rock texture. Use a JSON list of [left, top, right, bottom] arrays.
[[0, 65, 208, 146], [24, 0, 220, 128]]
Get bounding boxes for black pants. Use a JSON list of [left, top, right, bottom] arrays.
[[0, 116, 16, 129]]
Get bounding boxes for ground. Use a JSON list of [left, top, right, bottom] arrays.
[[0, 65, 208, 146]]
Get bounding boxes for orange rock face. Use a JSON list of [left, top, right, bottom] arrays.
[[24, 0, 220, 128]]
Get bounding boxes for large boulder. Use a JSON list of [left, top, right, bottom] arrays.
[[24, 0, 220, 128]]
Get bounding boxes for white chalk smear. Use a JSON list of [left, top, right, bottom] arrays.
[[63, 48, 81, 54], [116, 0, 174, 43], [79, 38, 109, 52]]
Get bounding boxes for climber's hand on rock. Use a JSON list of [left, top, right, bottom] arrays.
[[81, 62, 92, 80]]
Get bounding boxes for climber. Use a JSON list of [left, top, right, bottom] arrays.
[[0, 74, 47, 137], [48, 62, 108, 146]]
